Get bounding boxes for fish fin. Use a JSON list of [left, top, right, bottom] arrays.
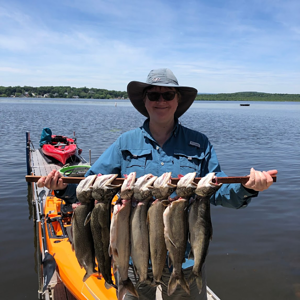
[[151, 279, 167, 288], [118, 278, 138, 299], [83, 271, 93, 282], [188, 249, 194, 260], [84, 211, 92, 226], [161, 199, 170, 206], [167, 272, 178, 296], [104, 281, 118, 290], [167, 255, 172, 268], [166, 235, 177, 248], [136, 276, 152, 289], [196, 275, 203, 294], [168, 270, 190, 296], [188, 270, 203, 293]]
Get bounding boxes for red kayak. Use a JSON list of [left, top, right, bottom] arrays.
[[42, 135, 77, 165]]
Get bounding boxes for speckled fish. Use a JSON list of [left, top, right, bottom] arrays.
[[175, 172, 197, 199], [188, 173, 222, 293], [131, 174, 157, 286], [148, 172, 176, 285], [109, 172, 138, 300], [76, 174, 97, 204], [163, 198, 190, 296], [90, 174, 121, 287], [72, 201, 96, 281]]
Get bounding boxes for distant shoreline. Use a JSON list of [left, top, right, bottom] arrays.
[[1, 97, 300, 103], [0, 86, 300, 102]]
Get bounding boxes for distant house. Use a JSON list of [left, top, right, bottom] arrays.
[[73, 96, 79, 99]]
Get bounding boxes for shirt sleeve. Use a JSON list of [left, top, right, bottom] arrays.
[[203, 142, 258, 209], [85, 140, 122, 177]]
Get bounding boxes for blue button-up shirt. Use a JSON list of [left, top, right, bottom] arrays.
[[57, 118, 258, 268], [85, 118, 257, 208]]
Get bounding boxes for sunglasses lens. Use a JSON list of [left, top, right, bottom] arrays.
[[147, 91, 176, 101], [147, 92, 160, 101], [163, 91, 176, 100]]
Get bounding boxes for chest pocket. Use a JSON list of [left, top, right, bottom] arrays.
[[174, 150, 205, 174], [121, 149, 152, 174]]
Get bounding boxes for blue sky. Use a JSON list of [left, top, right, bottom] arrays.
[[0, 0, 299, 93]]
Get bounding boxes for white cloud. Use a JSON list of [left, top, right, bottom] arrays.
[[0, 0, 299, 93]]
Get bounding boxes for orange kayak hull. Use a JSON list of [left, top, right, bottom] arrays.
[[43, 196, 118, 300]]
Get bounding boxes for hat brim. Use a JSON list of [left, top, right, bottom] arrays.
[[127, 81, 198, 118]]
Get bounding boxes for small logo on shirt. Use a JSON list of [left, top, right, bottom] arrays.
[[189, 141, 200, 148]]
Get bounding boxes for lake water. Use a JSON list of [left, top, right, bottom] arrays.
[[0, 98, 299, 300]]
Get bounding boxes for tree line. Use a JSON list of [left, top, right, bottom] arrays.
[[0, 86, 128, 99], [195, 91, 300, 102], [1, 86, 299, 101]]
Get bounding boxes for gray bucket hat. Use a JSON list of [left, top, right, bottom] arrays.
[[127, 68, 198, 118]]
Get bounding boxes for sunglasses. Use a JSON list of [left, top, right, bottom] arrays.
[[146, 91, 177, 101]]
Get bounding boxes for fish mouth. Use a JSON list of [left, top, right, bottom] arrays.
[[135, 174, 158, 190], [94, 174, 120, 189], [154, 172, 176, 188], [177, 172, 197, 188], [121, 172, 137, 192], [195, 172, 222, 197], [120, 172, 136, 200]]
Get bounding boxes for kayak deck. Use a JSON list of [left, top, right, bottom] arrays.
[[26, 131, 220, 300]]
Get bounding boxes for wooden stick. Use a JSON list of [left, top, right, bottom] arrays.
[[25, 174, 277, 185]]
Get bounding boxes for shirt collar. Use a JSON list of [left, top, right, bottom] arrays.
[[141, 118, 180, 139]]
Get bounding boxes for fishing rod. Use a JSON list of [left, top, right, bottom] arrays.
[[25, 174, 277, 185]]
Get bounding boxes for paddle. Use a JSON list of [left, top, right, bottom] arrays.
[[35, 190, 57, 292], [26, 174, 277, 185]]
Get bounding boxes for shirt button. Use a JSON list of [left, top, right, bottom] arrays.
[[156, 146, 159, 150], [161, 162, 164, 166]]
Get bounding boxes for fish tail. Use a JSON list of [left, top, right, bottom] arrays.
[[83, 271, 92, 282], [195, 275, 203, 294], [188, 271, 203, 294], [151, 278, 166, 287], [118, 278, 139, 299], [168, 270, 190, 296], [135, 276, 152, 289]]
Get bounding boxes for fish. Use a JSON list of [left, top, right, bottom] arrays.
[[109, 172, 138, 300], [188, 172, 222, 293], [92, 174, 121, 201], [90, 174, 121, 287], [76, 174, 97, 204], [130, 174, 157, 286], [72, 201, 96, 281], [163, 198, 190, 296], [148, 172, 176, 286], [152, 172, 176, 200], [175, 172, 197, 199], [133, 173, 157, 202]]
